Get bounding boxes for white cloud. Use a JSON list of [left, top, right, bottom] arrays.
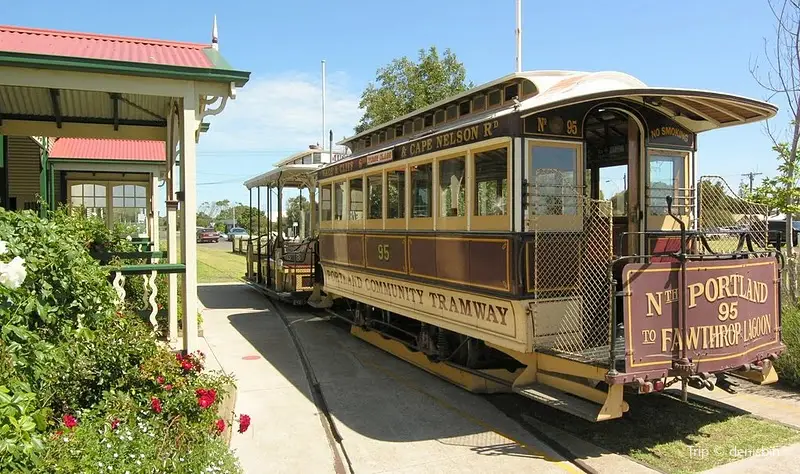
[[198, 70, 362, 155]]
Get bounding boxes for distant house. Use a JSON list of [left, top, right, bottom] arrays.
[[49, 138, 166, 237]]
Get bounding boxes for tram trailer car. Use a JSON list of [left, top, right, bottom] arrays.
[[310, 70, 785, 422]]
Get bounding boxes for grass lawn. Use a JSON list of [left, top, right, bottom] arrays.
[[503, 390, 800, 473], [196, 244, 246, 283]]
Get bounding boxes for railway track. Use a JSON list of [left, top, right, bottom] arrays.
[[257, 290, 593, 474]]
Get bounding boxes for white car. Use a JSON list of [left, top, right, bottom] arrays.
[[226, 227, 249, 241]]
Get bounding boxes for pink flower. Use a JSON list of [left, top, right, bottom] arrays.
[[238, 414, 251, 433], [151, 397, 163, 414], [164, 384, 173, 391], [156, 376, 165, 385], [111, 418, 120, 430], [62, 414, 77, 429]]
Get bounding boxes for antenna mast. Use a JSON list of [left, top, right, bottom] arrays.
[[321, 60, 327, 151], [515, 0, 522, 72]]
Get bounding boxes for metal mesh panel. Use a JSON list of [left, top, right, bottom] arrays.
[[526, 184, 614, 360], [697, 176, 769, 253]]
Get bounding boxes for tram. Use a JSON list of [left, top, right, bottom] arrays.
[[246, 70, 785, 421]]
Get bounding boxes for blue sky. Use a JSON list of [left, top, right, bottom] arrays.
[[4, 0, 792, 217]]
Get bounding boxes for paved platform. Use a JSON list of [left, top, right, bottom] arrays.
[[196, 283, 582, 473]]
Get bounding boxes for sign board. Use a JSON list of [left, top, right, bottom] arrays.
[[622, 257, 781, 373]]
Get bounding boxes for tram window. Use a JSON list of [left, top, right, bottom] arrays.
[[403, 121, 413, 136], [599, 165, 628, 217], [434, 109, 446, 125], [522, 80, 536, 97], [446, 105, 458, 121], [424, 114, 433, 128], [387, 169, 406, 219], [504, 84, 519, 102], [364, 136, 371, 148], [395, 124, 404, 138], [379, 131, 386, 143], [334, 182, 345, 220], [439, 156, 466, 217], [475, 147, 508, 216], [488, 89, 502, 107], [413, 118, 424, 133], [528, 144, 578, 215], [386, 128, 395, 141], [411, 163, 433, 218], [321, 184, 332, 221], [349, 178, 364, 220], [648, 154, 684, 215], [472, 95, 486, 112], [367, 174, 383, 219], [459, 101, 471, 117]]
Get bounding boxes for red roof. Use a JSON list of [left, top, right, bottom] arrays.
[[50, 138, 166, 162], [0, 25, 213, 68]]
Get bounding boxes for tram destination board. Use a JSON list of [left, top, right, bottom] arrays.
[[319, 115, 515, 179], [622, 257, 782, 373]]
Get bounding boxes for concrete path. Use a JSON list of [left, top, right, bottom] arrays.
[[196, 283, 581, 474]]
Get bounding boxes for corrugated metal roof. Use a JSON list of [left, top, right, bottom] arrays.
[[49, 138, 165, 162], [0, 25, 213, 68]]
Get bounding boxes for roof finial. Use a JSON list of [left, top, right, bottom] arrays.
[[211, 15, 219, 50]]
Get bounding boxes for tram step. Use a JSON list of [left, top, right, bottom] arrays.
[[513, 382, 605, 422]]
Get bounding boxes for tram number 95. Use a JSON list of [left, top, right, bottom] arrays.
[[377, 244, 391, 261]]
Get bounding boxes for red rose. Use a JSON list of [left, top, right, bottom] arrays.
[[62, 414, 78, 429], [196, 388, 217, 409], [214, 418, 225, 434], [151, 397, 163, 414], [111, 418, 120, 430], [156, 376, 165, 385], [164, 384, 173, 391], [238, 414, 251, 433], [181, 360, 194, 372]]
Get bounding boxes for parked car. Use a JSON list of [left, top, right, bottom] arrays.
[[226, 227, 249, 241], [196, 227, 219, 243], [767, 218, 800, 247]]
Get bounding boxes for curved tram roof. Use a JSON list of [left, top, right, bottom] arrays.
[[326, 70, 777, 171]]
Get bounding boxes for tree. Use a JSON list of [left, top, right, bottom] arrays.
[[284, 195, 310, 236], [355, 46, 473, 133], [750, 0, 800, 301], [214, 204, 267, 234], [199, 200, 231, 219]]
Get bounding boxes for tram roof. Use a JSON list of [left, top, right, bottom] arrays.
[[336, 70, 777, 154], [243, 163, 320, 189]]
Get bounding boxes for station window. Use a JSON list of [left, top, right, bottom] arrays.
[[528, 144, 579, 215], [475, 147, 508, 216], [387, 169, 406, 219], [439, 156, 466, 217], [504, 83, 519, 102], [647, 153, 685, 215], [410, 163, 432, 218], [488, 89, 502, 107], [367, 174, 383, 219], [313, 152, 322, 164], [434, 109, 446, 125], [446, 105, 458, 121], [473, 95, 486, 112], [349, 178, 364, 220], [459, 101, 471, 117], [321, 184, 332, 221], [334, 182, 345, 220]]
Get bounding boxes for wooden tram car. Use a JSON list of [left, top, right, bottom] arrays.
[[248, 70, 785, 422]]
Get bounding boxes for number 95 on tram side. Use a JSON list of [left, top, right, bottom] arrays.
[[308, 70, 785, 422]]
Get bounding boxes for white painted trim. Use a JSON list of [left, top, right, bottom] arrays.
[[51, 161, 165, 174], [179, 87, 199, 352]]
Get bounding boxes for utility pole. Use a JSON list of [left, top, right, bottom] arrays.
[[515, 0, 522, 72], [742, 171, 763, 194]]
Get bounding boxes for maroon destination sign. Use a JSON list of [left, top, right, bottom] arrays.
[[622, 257, 781, 374]]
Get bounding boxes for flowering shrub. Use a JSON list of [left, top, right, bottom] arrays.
[[0, 209, 249, 472]]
